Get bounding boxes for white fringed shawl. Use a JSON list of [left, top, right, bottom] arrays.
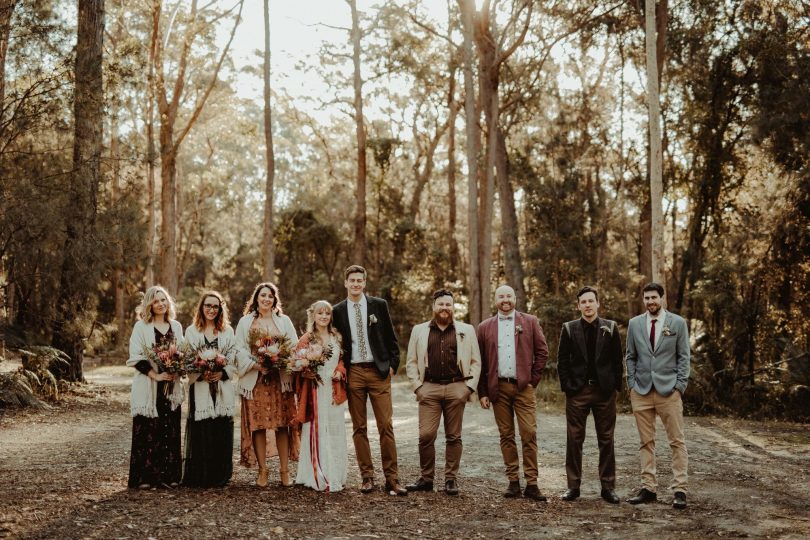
[[126, 319, 185, 418], [184, 325, 237, 420], [234, 312, 299, 399]]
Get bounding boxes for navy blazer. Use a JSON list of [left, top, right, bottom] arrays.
[[332, 295, 400, 378]]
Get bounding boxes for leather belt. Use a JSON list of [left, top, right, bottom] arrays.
[[498, 377, 518, 385], [353, 362, 377, 369], [426, 375, 472, 385]]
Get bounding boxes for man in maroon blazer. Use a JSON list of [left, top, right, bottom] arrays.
[[477, 285, 549, 500]]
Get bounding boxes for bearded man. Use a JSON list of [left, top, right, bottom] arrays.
[[404, 289, 481, 496], [477, 285, 549, 501]]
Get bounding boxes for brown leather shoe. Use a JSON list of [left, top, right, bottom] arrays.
[[384, 481, 408, 496], [360, 478, 375, 493], [406, 478, 434, 492], [503, 480, 521, 498], [523, 484, 548, 501]]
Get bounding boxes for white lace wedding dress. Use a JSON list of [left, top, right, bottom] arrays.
[[295, 335, 348, 491]]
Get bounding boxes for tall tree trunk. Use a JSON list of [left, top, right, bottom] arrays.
[[458, 0, 481, 325], [348, 0, 367, 265], [53, 0, 105, 382], [447, 68, 460, 275], [495, 128, 526, 305], [109, 0, 125, 346], [158, 123, 178, 293], [261, 0, 275, 281], [645, 0, 665, 284], [144, 1, 158, 288], [0, 0, 16, 111], [473, 0, 531, 312]]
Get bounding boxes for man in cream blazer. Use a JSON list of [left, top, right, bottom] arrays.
[[405, 289, 481, 496]]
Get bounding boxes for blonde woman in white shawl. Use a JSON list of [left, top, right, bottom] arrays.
[[126, 286, 184, 489], [181, 290, 237, 488], [235, 282, 300, 487]]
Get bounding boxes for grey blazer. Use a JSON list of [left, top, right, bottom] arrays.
[[625, 311, 690, 396]]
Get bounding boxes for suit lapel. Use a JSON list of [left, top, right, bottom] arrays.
[[513, 312, 521, 349], [570, 320, 588, 360]]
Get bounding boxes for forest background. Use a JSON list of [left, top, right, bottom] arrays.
[[0, 0, 808, 420]]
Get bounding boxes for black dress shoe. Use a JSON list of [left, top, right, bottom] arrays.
[[627, 487, 657, 504], [561, 488, 580, 501], [503, 480, 521, 498], [360, 478, 375, 493], [445, 479, 459, 496], [601, 488, 620, 504], [672, 491, 687, 509], [523, 484, 548, 501], [384, 481, 408, 496], [406, 477, 434, 492]]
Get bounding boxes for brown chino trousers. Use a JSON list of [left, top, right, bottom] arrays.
[[415, 381, 470, 481], [493, 380, 539, 485], [347, 365, 399, 484], [564, 384, 617, 490]]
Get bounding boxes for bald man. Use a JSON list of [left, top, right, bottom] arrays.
[[477, 285, 549, 500]]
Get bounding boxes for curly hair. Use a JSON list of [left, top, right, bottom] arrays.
[[243, 282, 283, 316]]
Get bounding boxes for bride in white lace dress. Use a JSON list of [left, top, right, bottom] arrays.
[[294, 300, 348, 492]]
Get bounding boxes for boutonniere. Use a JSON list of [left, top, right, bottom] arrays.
[[369, 314, 378, 326], [515, 324, 523, 335], [662, 326, 674, 336], [600, 325, 611, 336], [458, 332, 466, 340]]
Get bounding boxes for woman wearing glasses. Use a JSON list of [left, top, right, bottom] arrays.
[[182, 291, 237, 487]]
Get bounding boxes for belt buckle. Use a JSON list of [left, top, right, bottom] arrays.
[[587, 379, 597, 385]]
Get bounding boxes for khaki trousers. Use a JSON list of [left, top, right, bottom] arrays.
[[565, 385, 617, 490], [415, 381, 470, 481], [630, 387, 688, 493], [492, 380, 539, 485], [348, 366, 398, 484]]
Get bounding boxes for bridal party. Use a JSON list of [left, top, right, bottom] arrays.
[[127, 264, 691, 509]]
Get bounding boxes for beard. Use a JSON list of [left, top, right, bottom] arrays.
[[498, 302, 514, 312], [435, 310, 454, 324], [646, 304, 661, 315]]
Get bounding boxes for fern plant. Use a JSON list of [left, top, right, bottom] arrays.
[[18, 346, 71, 402]]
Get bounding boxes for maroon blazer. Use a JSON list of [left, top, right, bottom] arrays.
[[477, 311, 548, 403]]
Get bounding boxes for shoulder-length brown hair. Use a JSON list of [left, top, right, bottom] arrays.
[[243, 282, 284, 317], [136, 285, 176, 323], [193, 290, 229, 332]]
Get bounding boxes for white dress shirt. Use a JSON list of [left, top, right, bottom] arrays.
[[497, 311, 517, 378], [348, 295, 374, 364], [645, 309, 667, 350]]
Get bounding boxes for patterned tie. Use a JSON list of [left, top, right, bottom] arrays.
[[354, 302, 368, 362], [650, 319, 657, 350]]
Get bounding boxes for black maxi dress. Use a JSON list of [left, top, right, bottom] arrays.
[[181, 336, 234, 487], [127, 326, 182, 488]]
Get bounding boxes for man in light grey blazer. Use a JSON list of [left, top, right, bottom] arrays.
[[625, 282, 690, 509]]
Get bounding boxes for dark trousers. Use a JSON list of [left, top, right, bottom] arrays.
[[565, 384, 617, 490]]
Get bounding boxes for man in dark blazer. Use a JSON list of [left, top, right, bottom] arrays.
[[477, 285, 549, 501], [332, 264, 406, 496], [557, 286, 623, 504]]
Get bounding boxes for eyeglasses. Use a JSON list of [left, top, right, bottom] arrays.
[[203, 304, 221, 311]]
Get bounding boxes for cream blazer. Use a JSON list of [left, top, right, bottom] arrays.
[[234, 312, 298, 399], [405, 320, 482, 402]]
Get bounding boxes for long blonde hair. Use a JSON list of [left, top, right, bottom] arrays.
[[137, 285, 177, 323], [305, 300, 341, 346]]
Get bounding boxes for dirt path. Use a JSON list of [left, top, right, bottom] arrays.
[[1, 367, 809, 539]]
